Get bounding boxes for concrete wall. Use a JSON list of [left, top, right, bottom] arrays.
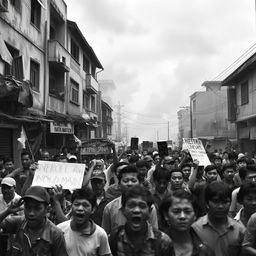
[[0, 0, 47, 113], [236, 70, 256, 121], [191, 84, 236, 139]]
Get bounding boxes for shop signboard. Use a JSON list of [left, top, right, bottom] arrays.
[[50, 121, 74, 134]]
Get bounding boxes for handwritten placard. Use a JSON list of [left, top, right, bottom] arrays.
[[81, 139, 111, 155], [182, 138, 211, 166], [32, 161, 85, 190]]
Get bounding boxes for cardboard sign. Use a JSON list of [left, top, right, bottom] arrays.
[[32, 161, 85, 190], [142, 141, 153, 151], [157, 141, 168, 157], [130, 137, 139, 150], [182, 138, 211, 166], [81, 139, 111, 155]]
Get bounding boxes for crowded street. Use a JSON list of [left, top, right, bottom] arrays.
[[1, 0, 256, 255]]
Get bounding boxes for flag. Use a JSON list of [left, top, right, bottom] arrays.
[[17, 125, 27, 149], [73, 134, 82, 147]]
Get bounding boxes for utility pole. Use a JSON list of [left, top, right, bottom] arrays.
[[168, 121, 170, 141], [157, 130, 159, 141], [114, 101, 124, 142]]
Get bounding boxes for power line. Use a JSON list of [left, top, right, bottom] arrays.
[[213, 42, 256, 81]]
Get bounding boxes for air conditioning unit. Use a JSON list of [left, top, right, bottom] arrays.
[[0, 0, 8, 12], [58, 56, 66, 65]]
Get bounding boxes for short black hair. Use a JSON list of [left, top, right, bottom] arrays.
[[222, 163, 236, 172], [205, 181, 231, 204], [128, 155, 139, 164], [170, 168, 184, 179], [237, 182, 256, 204], [153, 166, 171, 182], [180, 163, 191, 170], [213, 155, 222, 161], [4, 157, 14, 164], [237, 157, 247, 164], [112, 162, 129, 175], [121, 184, 153, 208], [136, 160, 148, 168], [239, 165, 256, 180], [21, 151, 32, 159], [117, 165, 138, 183], [71, 187, 96, 208], [204, 165, 217, 174], [159, 190, 195, 225]]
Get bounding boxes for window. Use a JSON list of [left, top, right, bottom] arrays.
[[31, 0, 41, 29], [83, 91, 90, 109], [91, 65, 96, 78], [83, 55, 89, 73], [91, 95, 96, 112], [107, 125, 112, 135], [241, 81, 249, 105], [71, 39, 79, 62], [192, 99, 196, 112], [30, 59, 40, 91], [10, 0, 21, 12], [70, 79, 79, 104]]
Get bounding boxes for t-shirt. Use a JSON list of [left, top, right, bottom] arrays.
[[57, 220, 111, 256]]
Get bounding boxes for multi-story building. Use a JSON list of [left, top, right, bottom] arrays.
[[190, 81, 236, 151], [222, 52, 256, 153], [98, 80, 114, 140], [101, 100, 113, 139], [0, 0, 106, 162], [177, 107, 191, 147]]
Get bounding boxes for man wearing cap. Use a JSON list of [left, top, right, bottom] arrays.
[[90, 168, 110, 226], [0, 177, 23, 215], [0, 186, 69, 256], [0, 177, 23, 256]]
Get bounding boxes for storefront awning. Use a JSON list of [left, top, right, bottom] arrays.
[[0, 111, 42, 123], [46, 110, 73, 123]]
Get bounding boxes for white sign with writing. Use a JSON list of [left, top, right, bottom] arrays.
[[32, 161, 85, 190], [50, 122, 74, 134], [182, 138, 211, 166]]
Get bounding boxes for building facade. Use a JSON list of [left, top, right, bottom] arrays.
[[190, 81, 236, 151], [222, 53, 256, 154], [177, 107, 191, 148], [0, 0, 108, 162]]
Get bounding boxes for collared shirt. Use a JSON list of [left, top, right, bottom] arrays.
[[0, 192, 23, 216], [57, 219, 111, 256], [192, 214, 245, 256], [1, 216, 69, 256], [102, 196, 158, 234], [91, 192, 111, 227], [243, 212, 256, 249], [169, 228, 215, 256], [109, 222, 172, 256], [151, 188, 172, 232]]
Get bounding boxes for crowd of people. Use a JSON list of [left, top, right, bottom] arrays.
[[0, 146, 256, 255]]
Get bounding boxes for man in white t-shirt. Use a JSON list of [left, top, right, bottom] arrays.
[[57, 187, 111, 256]]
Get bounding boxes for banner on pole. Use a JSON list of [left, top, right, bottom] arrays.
[[182, 138, 211, 166], [32, 161, 85, 190]]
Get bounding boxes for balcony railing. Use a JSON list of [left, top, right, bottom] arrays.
[[86, 74, 98, 94], [48, 40, 70, 72]]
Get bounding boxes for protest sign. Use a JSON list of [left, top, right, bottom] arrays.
[[32, 161, 85, 190], [81, 139, 111, 155], [157, 141, 168, 157], [130, 137, 139, 150], [182, 138, 211, 166]]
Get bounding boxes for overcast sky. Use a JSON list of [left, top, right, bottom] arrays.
[[65, 0, 255, 143]]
